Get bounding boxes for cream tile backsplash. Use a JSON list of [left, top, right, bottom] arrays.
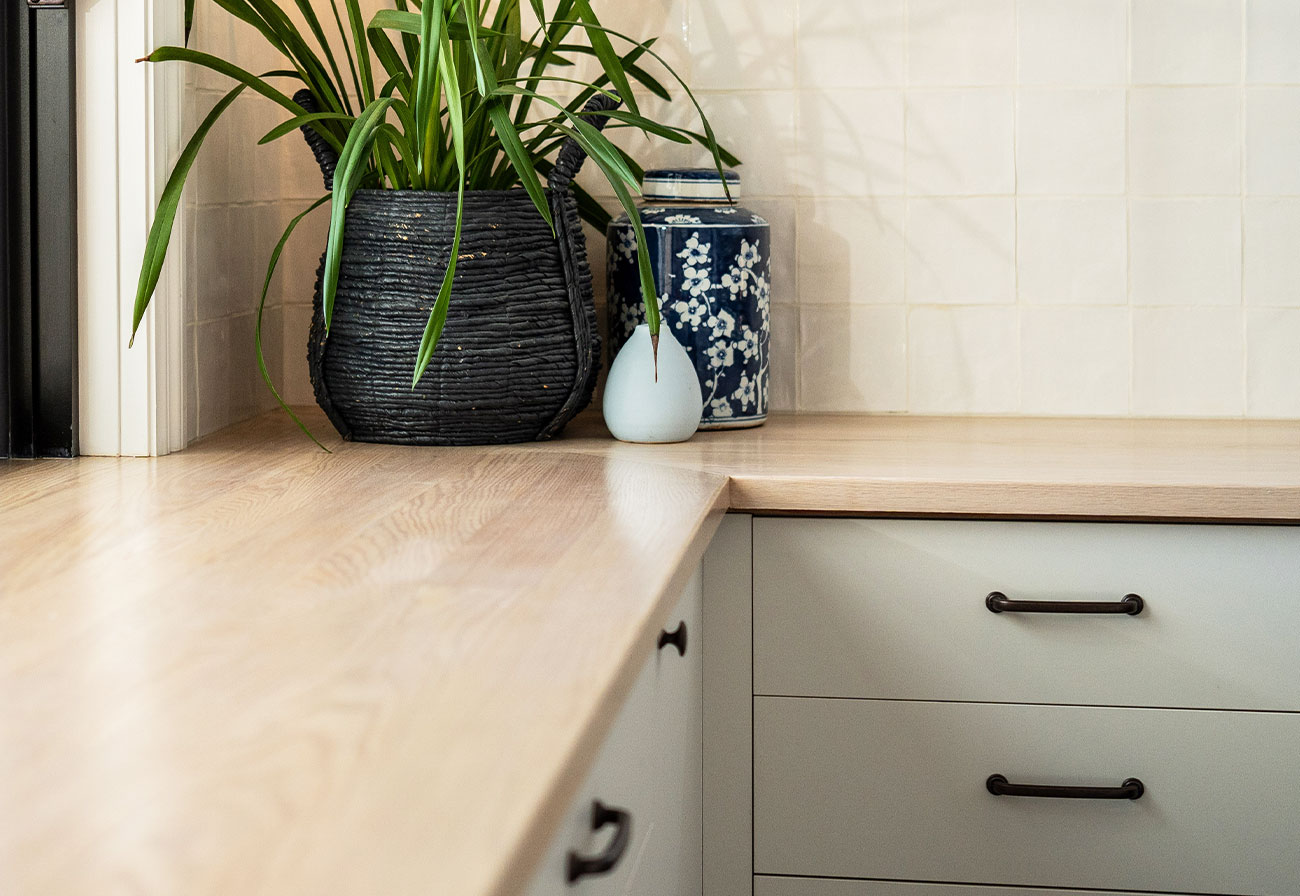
[[183, 0, 1300, 442], [577, 0, 1299, 417]]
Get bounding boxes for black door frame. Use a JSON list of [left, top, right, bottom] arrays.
[[3, 0, 78, 458]]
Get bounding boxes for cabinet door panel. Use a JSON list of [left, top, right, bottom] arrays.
[[754, 519, 1300, 710], [755, 698, 1300, 895], [526, 570, 702, 896]]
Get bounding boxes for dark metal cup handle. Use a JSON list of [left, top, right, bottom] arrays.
[[566, 800, 632, 883], [987, 774, 1145, 800], [986, 591, 1145, 615], [658, 621, 687, 656]]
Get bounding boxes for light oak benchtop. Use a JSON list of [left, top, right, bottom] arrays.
[[2, 409, 1299, 896]]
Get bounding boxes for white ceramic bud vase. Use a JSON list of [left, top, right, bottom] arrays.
[[603, 324, 703, 443]]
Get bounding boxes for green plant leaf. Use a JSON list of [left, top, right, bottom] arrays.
[[550, 19, 733, 196], [570, 0, 637, 115], [486, 100, 553, 232], [579, 108, 689, 144], [413, 0, 447, 182], [343, 0, 375, 104], [370, 8, 422, 35], [184, 0, 195, 45], [257, 111, 354, 145], [411, 183, 462, 386], [131, 84, 245, 344], [326, 0, 364, 109], [255, 195, 333, 451], [289, 0, 353, 114], [412, 24, 470, 385], [219, 0, 344, 112], [142, 47, 345, 152], [550, 120, 658, 338], [321, 96, 398, 330]]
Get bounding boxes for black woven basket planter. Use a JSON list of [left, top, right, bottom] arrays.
[[296, 91, 609, 446]]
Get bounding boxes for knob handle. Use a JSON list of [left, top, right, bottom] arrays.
[[657, 621, 687, 656]]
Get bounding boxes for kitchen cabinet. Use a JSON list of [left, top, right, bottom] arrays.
[[707, 516, 1300, 896], [528, 516, 1300, 896], [526, 569, 703, 896]]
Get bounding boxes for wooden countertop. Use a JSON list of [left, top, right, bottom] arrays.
[[3, 409, 1299, 896]]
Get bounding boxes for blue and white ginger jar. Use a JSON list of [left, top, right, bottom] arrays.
[[606, 168, 771, 429]]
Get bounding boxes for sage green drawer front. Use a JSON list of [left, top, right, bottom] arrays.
[[754, 697, 1300, 895], [756, 879, 1199, 896], [753, 519, 1300, 710]]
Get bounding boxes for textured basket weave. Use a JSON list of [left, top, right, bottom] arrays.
[[295, 90, 608, 445]]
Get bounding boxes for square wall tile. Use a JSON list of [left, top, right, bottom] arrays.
[[1018, 199, 1127, 305], [192, 205, 234, 322], [282, 303, 317, 407], [1021, 307, 1131, 414], [1247, 0, 1300, 84], [688, 0, 795, 90], [906, 89, 1015, 195], [1131, 0, 1243, 85], [1017, 89, 1126, 194], [1246, 308, 1300, 415], [797, 198, 905, 305], [1246, 88, 1300, 194], [1244, 198, 1300, 306], [603, 0, 691, 80], [196, 316, 234, 438], [908, 0, 1016, 86], [1018, 0, 1128, 85], [1133, 307, 1244, 416], [281, 203, 328, 307], [908, 306, 1019, 413], [798, 0, 906, 88], [769, 303, 798, 412], [188, 98, 232, 208], [799, 305, 907, 412], [1129, 88, 1242, 195], [906, 198, 1016, 304], [1130, 199, 1241, 306], [797, 89, 905, 197], [698, 90, 799, 196]]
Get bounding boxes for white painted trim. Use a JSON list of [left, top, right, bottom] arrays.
[[77, 0, 186, 456]]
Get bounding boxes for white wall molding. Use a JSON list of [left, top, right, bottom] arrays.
[[78, 0, 186, 456]]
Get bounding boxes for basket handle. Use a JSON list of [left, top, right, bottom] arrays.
[[547, 93, 621, 191], [293, 89, 340, 191]]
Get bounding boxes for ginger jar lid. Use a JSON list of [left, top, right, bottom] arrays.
[[642, 167, 740, 202]]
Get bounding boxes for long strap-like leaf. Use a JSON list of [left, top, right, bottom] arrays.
[[320, 96, 399, 331], [143, 47, 345, 152], [131, 84, 245, 344], [255, 195, 333, 451]]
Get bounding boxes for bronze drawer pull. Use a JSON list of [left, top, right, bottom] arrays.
[[986, 774, 1145, 800], [986, 591, 1144, 615], [566, 800, 632, 882]]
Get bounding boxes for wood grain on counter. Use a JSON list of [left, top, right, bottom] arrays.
[[3, 407, 1300, 896], [0, 412, 728, 896], [557, 413, 1300, 521]]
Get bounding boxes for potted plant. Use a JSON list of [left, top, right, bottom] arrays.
[[132, 0, 736, 446]]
